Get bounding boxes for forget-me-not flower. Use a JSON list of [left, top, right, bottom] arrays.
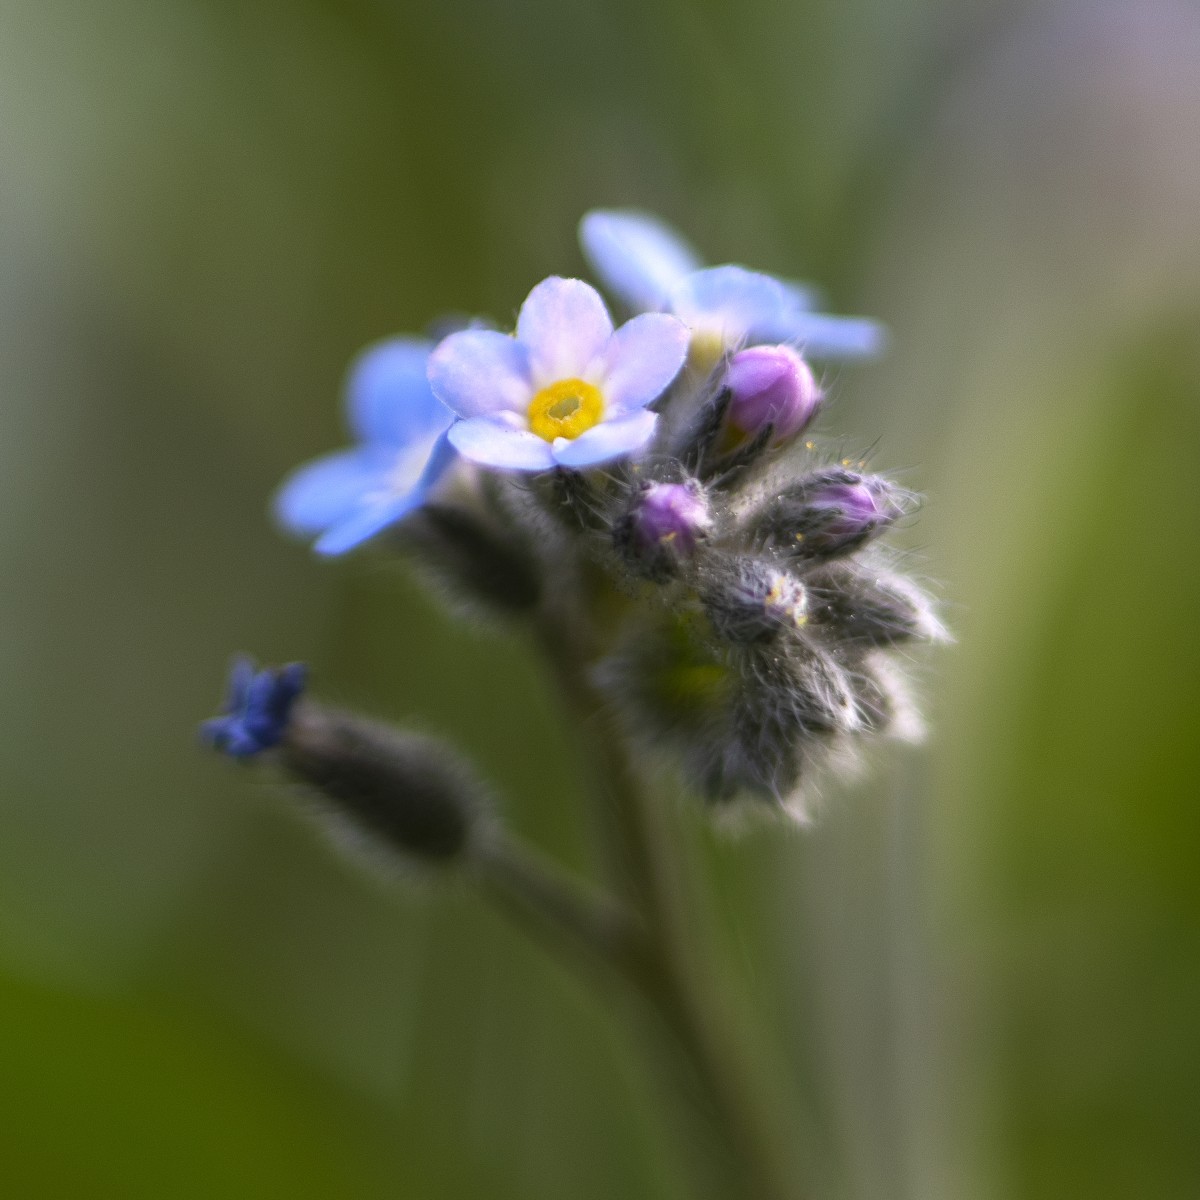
[[428, 276, 689, 471], [201, 656, 307, 758], [579, 209, 883, 360], [274, 338, 456, 555]]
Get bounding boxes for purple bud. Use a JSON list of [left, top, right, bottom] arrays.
[[615, 481, 711, 581], [632, 482, 710, 550], [804, 479, 900, 546], [761, 469, 905, 560], [724, 345, 821, 444]]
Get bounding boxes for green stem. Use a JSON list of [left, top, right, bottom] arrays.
[[533, 610, 800, 1200], [473, 835, 637, 976]]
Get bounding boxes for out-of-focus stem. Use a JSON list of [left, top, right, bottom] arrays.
[[474, 835, 637, 975], [533, 608, 801, 1200]]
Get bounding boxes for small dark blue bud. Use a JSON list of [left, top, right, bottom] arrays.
[[724, 345, 821, 445], [614, 481, 711, 580], [703, 560, 807, 644], [201, 657, 307, 759], [761, 469, 905, 560]]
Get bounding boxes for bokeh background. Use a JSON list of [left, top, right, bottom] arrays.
[[1, 0, 1198, 1196]]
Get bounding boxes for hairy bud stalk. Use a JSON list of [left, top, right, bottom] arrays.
[[399, 501, 542, 615], [282, 704, 486, 864]]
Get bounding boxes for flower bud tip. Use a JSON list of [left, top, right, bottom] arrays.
[[724, 344, 821, 444]]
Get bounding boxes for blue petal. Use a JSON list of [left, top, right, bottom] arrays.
[[415, 429, 457, 493], [202, 658, 308, 758], [761, 311, 887, 359], [225, 655, 256, 710], [579, 210, 703, 313], [551, 410, 658, 469], [599, 313, 689, 413], [312, 491, 426, 556], [245, 670, 281, 731], [347, 337, 451, 445], [269, 663, 309, 717], [427, 329, 533, 419], [447, 418, 556, 471], [668, 266, 792, 343], [202, 718, 259, 758], [273, 449, 392, 537], [516, 277, 613, 386], [780, 278, 822, 312]]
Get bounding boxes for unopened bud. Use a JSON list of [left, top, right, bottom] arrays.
[[703, 560, 807, 644], [614, 481, 711, 580], [808, 564, 948, 648], [760, 469, 905, 560], [281, 705, 486, 864], [201, 657, 486, 864], [724, 345, 821, 445]]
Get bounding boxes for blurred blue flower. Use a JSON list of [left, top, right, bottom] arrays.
[[428, 276, 689, 471], [201, 656, 307, 758], [274, 338, 456, 555], [579, 209, 883, 359]]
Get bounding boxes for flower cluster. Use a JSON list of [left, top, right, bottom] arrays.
[[213, 209, 942, 818]]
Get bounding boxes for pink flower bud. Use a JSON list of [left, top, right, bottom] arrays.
[[724, 345, 821, 444], [615, 481, 712, 580]]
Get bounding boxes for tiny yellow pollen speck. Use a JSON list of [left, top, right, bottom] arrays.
[[841, 458, 852, 467], [805, 441, 815, 450], [794, 533, 805, 542]]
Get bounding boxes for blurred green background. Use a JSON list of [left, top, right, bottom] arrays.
[[1, 0, 1198, 1196]]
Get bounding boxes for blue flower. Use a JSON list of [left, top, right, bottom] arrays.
[[428, 276, 689, 471], [274, 338, 456, 555], [579, 209, 884, 359], [201, 656, 307, 758]]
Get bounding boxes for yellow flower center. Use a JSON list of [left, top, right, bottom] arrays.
[[527, 377, 605, 442]]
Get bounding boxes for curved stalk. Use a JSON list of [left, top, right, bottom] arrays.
[[532, 609, 801, 1200]]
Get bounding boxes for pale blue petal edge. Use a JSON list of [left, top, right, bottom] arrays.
[[273, 449, 391, 536], [667, 266, 790, 339], [579, 209, 703, 313], [427, 329, 533, 419], [447, 417, 557, 471], [347, 337, 450, 445], [312, 492, 425, 556], [780, 278, 822, 312], [759, 311, 887, 359], [551, 409, 658, 468], [599, 313, 690, 413], [516, 276, 613, 386]]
